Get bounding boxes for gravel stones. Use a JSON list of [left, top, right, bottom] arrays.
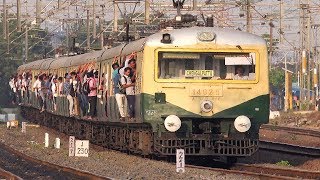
[[0, 124, 254, 179]]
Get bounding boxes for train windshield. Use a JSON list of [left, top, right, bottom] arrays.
[[158, 52, 256, 80]]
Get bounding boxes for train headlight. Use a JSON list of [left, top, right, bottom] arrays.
[[161, 33, 172, 44], [234, 115, 251, 133], [200, 100, 213, 113], [164, 115, 181, 132]]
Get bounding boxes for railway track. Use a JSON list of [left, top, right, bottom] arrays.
[[259, 140, 320, 157], [0, 141, 111, 179], [231, 163, 320, 179], [261, 124, 320, 138], [0, 167, 22, 180], [186, 163, 320, 179]]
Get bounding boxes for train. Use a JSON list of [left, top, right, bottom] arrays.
[[18, 26, 269, 162]]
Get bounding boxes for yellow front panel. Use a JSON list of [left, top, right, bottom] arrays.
[[141, 44, 268, 116]]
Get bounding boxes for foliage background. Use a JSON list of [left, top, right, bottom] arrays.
[[0, 18, 53, 107]]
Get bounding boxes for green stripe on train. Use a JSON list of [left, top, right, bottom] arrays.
[[142, 93, 269, 131]]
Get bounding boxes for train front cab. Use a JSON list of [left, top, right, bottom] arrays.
[[141, 28, 269, 157]]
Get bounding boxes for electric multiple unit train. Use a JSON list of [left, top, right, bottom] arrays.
[[18, 26, 269, 161]]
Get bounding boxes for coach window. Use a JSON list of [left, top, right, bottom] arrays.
[[158, 52, 256, 81]]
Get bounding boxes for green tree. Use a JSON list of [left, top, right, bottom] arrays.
[[0, 18, 53, 107], [270, 68, 285, 89]]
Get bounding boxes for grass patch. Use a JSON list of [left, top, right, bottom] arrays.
[[276, 160, 292, 167]]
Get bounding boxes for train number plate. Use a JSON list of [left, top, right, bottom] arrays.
[[189, 86, 222, 97]]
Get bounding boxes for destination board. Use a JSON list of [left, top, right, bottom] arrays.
[[185, 70, 214, 77]]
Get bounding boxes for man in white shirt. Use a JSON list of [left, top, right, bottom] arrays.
[[9, 77, 16, 104], [51, 77, 58, 111], [33, 76, 41, 98], [233, 66, 249, 80], [121, 67, 135, 119]]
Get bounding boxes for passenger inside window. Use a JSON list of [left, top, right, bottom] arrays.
[[233, 66, 249, 80]]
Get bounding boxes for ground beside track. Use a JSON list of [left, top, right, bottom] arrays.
[[0, 124, 256, 179]]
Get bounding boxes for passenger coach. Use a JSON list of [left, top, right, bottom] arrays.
[[19, 26, 269, 160]]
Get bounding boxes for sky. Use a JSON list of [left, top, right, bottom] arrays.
[[2, 0, 320, 62]]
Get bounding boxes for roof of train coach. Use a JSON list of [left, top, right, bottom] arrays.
[[22, 59, 49, 71], [18, 27, 266, 71], [145, 26, 266, 47], [99, 38, 146, 61]]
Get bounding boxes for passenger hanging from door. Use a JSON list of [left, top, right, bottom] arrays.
[[121, 67, 135, 121]]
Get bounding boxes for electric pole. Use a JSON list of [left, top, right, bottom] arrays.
[[246, 0, 252, 33], [299, 2, 309, 106], [193, 0, 197, 11], [113, 2, 118, 32], [17, 0, 21, 32], [145, 0, 150, 25], [66, 21, 69, 55], [86, 9, 91, 50], [25, 27, 28, 63], [279, 0, 284, 44], [269, 20, 274, 70], [92, 0, 96, 39], [307, 3, 312, 104], [36, 0, 42, 25], [3, 0, 7, 38], [100, 17, 104, 49]]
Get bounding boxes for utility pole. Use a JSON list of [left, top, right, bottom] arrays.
[[36, 0, 41, 25], [246, 0, 252, 33], [3, 0, 7, 38], [284, 53, 293, 112], [299, 2, 309, 107], [17, 0, 21, 32], [100, 17, 104, 49], [279, 0, 284, 44], [192, 0, 197, 11], [315, 25, 320, 100], [307, 2, 311, 103], [269, 20, 274, 70], [145, 0, 150, 25], [113, 2, 118, 32], [25, 27, 28, 63], [66, 22, 69, 55], [5, 0, 9, 54], [86, 9, 90, 50], [92, 0, 96, 39]]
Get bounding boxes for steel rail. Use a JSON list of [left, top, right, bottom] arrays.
[[261, 124, 320, 138], [232, 163, 320, 179], [185, 164, 296, 180], [259, 140, 320, 157], [0, 141, 112, 180], [0, 167, 23, 180]]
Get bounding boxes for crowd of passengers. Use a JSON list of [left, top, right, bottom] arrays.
[[9, 57, 137, 122]]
